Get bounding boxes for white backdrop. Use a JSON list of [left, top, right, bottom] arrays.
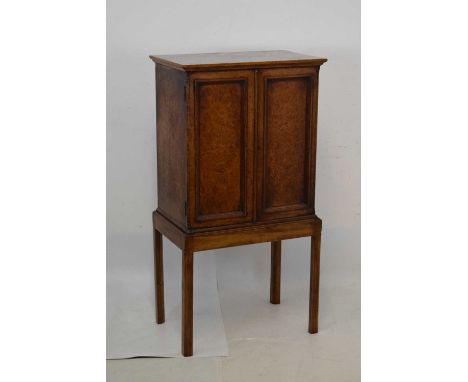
[[107, 0, 360, 359]]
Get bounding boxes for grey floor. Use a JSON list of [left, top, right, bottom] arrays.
[[107, 237, 360, 382]]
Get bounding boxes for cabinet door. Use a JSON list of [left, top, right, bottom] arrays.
[[187, 70, 255, 228], [256, 67, 318, 221]]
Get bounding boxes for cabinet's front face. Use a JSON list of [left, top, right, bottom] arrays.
[[188, 70, 255, 228], [256, 67, 318, 221]]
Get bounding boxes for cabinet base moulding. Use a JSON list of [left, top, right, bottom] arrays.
[[153, 210, 322, 252]]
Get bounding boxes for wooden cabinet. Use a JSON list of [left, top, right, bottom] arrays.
[[150, 51, 327, 356]]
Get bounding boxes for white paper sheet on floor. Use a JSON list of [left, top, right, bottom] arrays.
[[107, 252, 228, 358]]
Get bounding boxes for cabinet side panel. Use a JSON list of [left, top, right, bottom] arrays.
[[156, 64, 187, 228]]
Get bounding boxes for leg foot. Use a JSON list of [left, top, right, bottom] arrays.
[[270, 241, 281, 304], [309, 232, 321, 333], [182, 249, 193, 356], [153, 229, 165, 324]]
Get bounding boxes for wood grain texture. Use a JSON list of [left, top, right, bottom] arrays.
[[153, 210, 321, 252], [190, 218, 321, 252], [198, 81, 243, 217], [187, 70, 254, 229], [270, 241, 281, 304], [182, 249, 194, 356], [153, 229, 165, 324], [155, 64, 187, 228], [150, 50, 327, 71], [265, 77, 309, 207], [309, 233, 321, 333], [153, 210, 186, 250], [257, 67, 318, 221]]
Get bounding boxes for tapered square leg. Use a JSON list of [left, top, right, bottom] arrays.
[[182, 249, 194, 357], [270, 241, 282, 304], [153, 229, 165, 324], [309, 232, 321, 333]]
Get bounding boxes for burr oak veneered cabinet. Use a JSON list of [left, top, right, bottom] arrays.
[[149, 50, 327, 356]]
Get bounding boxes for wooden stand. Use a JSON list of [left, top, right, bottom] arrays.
[[153, 211, 322, 356]]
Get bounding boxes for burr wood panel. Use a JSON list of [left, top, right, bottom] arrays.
[[188, 70, 255, 228], [257, 67, 318, 221]]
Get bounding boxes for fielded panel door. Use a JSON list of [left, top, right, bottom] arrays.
[[256, 67, 319, 221], [187, 70, 255, 228]]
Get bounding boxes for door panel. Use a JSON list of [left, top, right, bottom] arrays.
[[188, 70, 254, 228], [257, 67, 318, 221]]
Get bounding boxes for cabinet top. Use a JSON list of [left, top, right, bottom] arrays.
[[150, 50, 327, 71]]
